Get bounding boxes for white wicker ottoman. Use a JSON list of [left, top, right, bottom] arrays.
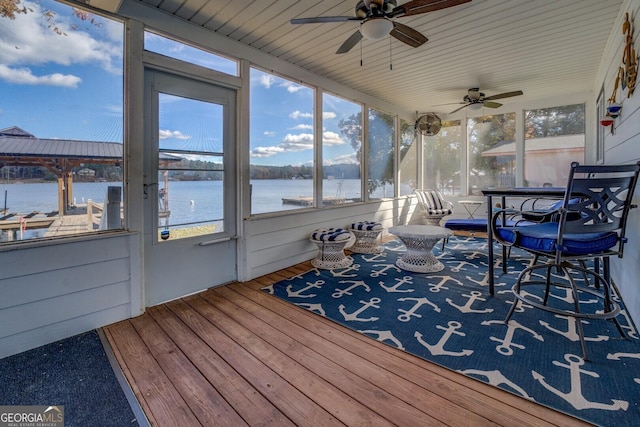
[[310, 228, 353, 269], [348, 221, 383, 254]]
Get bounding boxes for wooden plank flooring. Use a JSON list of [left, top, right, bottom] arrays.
[[103, 262, 591, 426]]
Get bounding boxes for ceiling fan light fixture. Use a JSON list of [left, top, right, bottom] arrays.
[[360, 18, 393, 40]]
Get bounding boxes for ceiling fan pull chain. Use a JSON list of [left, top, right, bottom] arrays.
[[389, 36, 393, 70], [360, 39, 363, 67]]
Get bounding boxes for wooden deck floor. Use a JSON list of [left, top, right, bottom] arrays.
[[103, 262, 591, 426]]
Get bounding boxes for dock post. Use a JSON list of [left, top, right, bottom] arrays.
[[87, 199, 94, 231], [106, 186, 122, 229]]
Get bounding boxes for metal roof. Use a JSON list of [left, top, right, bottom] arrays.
[[0, 127, 122, 161]]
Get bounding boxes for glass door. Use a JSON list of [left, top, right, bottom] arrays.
[[143, 69, 237, 306]]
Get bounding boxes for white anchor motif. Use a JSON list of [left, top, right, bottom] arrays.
[[286, 279, 324, 298], [465, 269, 508, 291], [415, 321, 473, 357], [610, 309, 638, 339], [607, 351, 640, 361], [459, 369, 533, 400], [397, 297, 440, 322], [288, 269, 319, 280], [546, 287, 598, 306], [379, 276, 414, 293], [359, 329, 405, 350], [446, 290, 494, 314], [362, 253, 387, 262], [448, 260, 479, 273], [371, 263, 401, 277], [339, 297, 381, 322], [607, 351, 640, 384], [540, 315, 609, 343], [463, 251, 486, 260], [424, 275, 464, 293], [533, 354, 629, 411], [295, 302, 326, 316], [329, 263, 360, 278], [505, 289, 539, 313], [482, 319, 544, 356], [332, 280, 370, 298]]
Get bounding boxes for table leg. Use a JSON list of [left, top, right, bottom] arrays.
[[396, 236, 446, 273], [487, 195, 494, 295]]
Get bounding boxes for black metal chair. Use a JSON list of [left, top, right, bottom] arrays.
[[492, 162, 640, 360]]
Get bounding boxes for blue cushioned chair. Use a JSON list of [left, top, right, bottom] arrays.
[[492, 162, 640, 360], [415, 189, 453, 225]]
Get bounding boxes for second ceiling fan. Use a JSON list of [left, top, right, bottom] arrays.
[[291, 0, 471, 54], [449, 88, 524, 114]]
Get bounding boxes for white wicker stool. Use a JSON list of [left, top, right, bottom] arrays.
[[348, 221, 383, 254], [310, 228, 353, 269]]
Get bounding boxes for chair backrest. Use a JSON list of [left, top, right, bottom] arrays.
[[559, 162, 640, 252], [416, 189, 446, 211]]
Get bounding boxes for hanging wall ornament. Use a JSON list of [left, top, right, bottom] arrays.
[[621, 13, 638, 97]]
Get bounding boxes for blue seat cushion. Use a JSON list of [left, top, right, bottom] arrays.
[[495, 222, 618, 255], [350, 221, 382, 231], [444, 219, 488, 231], [444, 218, 529, 232], [311, 228, 351, 241]]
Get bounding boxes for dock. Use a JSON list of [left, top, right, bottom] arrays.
[[0, 202, 106, 240], [282, 196, 353, 206]]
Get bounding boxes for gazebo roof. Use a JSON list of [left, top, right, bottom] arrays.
[[0, 127, 122, 162]]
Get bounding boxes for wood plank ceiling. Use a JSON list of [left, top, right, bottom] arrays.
[[132, 0, 623, 116]]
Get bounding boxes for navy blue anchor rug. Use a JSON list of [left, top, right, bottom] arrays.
[[262, 236, 640, 426]]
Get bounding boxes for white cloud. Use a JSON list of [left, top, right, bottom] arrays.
[[324, 153, 358, 165], [159, 129, 191, 140], [322, 131, 344, 146], [282, 82, 304, 93], [323, 111, 337, 119], [292, 124, 313, 130], [280, 133, 313, 151], [0, 64, 81, 87], [263, 130, 276, 137], [260, 74, 275, 88], [289, 111, 313, 120], [0, 1, 123, 76], [250, 133, 314, 158], [250, 146, 285, 158]]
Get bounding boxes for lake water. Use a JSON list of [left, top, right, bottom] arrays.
[[0, 178, 403, 226]]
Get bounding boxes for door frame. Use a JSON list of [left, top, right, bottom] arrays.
[[142, 66, 239, 306]]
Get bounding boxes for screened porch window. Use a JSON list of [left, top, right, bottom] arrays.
[[249, 68, 314, 214], [469, 113, 516, 194], [367, 108, 395, 199], [322, 93, 363, 205], [422, 120, 462, 196], [0, 0, 124, 243], [524, 104, 585, 187]]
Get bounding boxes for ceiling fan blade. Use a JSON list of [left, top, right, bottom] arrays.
[[483, 101, 502, 108], [389, 0, 471, 18], [449, 104, 470, 114], [483, 90, 524, 101], [291, 16, 361, 25], [336, 30, 364, 54], [390, 22, 428, 48]]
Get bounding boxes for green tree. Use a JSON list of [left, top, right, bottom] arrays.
[[422, 120, 462, 192], [525, 104, 585, 138], [338, 109, 402, 195]]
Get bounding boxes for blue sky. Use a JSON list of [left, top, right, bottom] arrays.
[[0, 0, 360, 167]]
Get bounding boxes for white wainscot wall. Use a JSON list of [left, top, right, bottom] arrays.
[[593, 0, 640, 327], [0, 233, 141, 358], [240, 197, 418, 281]]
